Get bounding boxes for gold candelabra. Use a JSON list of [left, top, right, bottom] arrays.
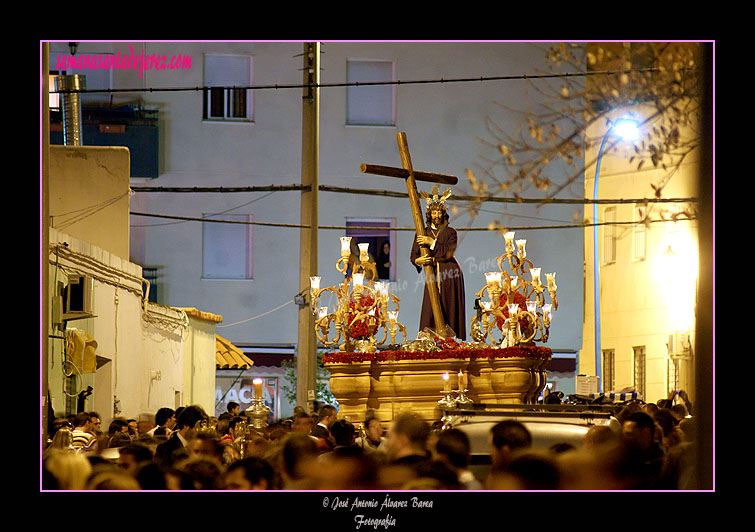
[[244, 378, 271, 429], [311, 237, 406, 353], [470, 231, 558, 347]]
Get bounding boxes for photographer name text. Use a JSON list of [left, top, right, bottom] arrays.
[[323, 494, 434, 529]]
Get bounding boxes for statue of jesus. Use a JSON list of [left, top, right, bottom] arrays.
[[410, 187, 466, 340]]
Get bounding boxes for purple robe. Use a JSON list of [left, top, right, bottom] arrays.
[[410, 223, 466, 340]]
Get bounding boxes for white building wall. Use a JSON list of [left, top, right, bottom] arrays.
[[47, 228, 213, 425]]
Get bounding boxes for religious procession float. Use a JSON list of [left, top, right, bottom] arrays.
[[311, 133, 560, 425]]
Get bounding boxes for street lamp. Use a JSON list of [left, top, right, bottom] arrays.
[[593, 116, 640, 393]]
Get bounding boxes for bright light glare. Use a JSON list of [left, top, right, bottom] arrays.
[[613, 118, 641, 142]]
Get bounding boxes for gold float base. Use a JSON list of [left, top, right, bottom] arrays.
[[323, 347, 551, 425]]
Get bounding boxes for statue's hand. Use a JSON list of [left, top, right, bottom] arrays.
[[416, 235, 435, 246], [415, 255, 433, 266]]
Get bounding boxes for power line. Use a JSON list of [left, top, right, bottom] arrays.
[[130, 183, 698, 206], [129, 210, 695, 232], [50, 67, 667, 95]]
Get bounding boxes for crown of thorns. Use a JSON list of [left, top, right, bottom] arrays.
[[420, 185, 452, 210]]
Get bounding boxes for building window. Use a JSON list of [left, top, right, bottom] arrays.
[[602, 349, 615, 392], [345, 218, 395, 281], [203, 54, 253, 122], [603, 207, 617, 265], [633, 345, 646, 399], [142, 267, 159, 303], [633, 204, 647, 261], [346, 59, 395, 126], [202, 214, 254, 279]]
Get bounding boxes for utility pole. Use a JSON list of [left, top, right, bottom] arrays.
[[296, 42, 320, 413]]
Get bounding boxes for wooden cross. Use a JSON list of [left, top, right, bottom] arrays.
[[360, 132, 458, 335]]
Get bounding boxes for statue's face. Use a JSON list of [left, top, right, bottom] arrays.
[[430, 207, 443, 225]]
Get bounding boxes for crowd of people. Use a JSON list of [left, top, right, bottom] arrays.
[[41, 392, 699, 491]]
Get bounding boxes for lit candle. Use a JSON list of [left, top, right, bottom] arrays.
[[310, 276, 321, 292], [358, 242, 370, 262], [485, 271, 502, 286], [516, 239, 527, 259], [504, 231, 515, 253], [530, 268, 541, 288], [376, 281, 389, 297], [352, 272, 365, 287], [340, 236, 352, 257], [442, 372, 450, 392], [546, 273, 557, 293], [253, 378, 263, 400], [458, 370, 466, 391]]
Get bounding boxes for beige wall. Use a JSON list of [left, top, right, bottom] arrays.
[[581, 106, 700, 403], [49, 145, 131, 260], [180, 311, 222, 414]]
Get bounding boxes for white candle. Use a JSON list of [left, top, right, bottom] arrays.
[[530, 268, 541, 288], [253, 378, 263, 400], [340, 236, 352, 257], [352, 272, 365, 287], [546, 273, 557, 293], [516, 239, 527, 259], [310, 276, 321, 292], [376, 281, 389, 297], [504, 232, 515, 252], [485, 271, 502, 285], [442, 372, 450, 392], [358, 242, 370, 262]]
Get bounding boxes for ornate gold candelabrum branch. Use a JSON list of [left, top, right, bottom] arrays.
[[312, 238, 406, 353], [471, 231, 558, 347]]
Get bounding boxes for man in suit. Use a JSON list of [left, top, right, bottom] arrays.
[[155, 404, 208, 467], [311, 404, 337, 451]]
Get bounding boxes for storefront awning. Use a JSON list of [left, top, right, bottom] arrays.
[[216, 335, 254, 370]]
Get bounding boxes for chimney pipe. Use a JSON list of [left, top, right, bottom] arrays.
[[55, 74, 86, 146]]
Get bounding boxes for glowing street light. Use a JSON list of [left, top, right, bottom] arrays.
[[593, 116, 640, 392]]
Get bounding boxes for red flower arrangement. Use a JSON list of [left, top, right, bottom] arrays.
[[347, 295, 379, 339], [322, 343, 552, 365], [495, 291, 532, 332]]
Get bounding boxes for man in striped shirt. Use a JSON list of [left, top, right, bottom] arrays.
[[71, 412, 97, 450]]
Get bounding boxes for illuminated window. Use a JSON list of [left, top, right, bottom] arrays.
[[633, 345, 646, 398], [602, 349, 615, 392], [345, 218, 395, 281]]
